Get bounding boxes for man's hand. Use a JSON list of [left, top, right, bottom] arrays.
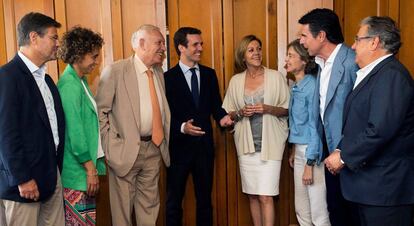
[[324, 149, 344, 175], [18, 179, 39, 201], [302, 165, 314, 185], [219, 115, 234, 127], [183, 119, 206, 136]]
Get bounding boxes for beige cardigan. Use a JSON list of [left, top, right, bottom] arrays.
[[223, 67, 290, 161]]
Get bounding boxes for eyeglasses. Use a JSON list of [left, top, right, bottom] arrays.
[[354, 36, 374, 42]]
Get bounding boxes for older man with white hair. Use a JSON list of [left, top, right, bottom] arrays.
[[96, 24, 170, 226]]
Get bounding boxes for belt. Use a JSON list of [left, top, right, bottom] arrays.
[[140, 135, 152, 142]]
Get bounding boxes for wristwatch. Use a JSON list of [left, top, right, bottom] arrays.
[[306, 159, 316, 166]]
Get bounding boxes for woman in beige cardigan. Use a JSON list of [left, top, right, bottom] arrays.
[[223, 35, 290, 226]]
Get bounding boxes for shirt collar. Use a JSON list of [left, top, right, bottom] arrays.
[[356, 54, 392, 77], [134, 54, 153, 75], [315, 43, 343, 68], [18, 51, 47, 78], [179, 60, 199, 74], [294, 74, 312, 89]]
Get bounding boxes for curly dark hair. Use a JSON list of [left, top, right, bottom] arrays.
[[58, 26, 104, 64]]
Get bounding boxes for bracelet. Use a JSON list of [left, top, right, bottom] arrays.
[[86, 169, 98, 176], [235, 110, 243, 122]]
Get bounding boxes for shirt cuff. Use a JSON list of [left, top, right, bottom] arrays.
[[337, 149, 345, 164], [180, 122, 186, 134]]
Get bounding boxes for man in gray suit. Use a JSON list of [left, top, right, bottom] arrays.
[[298, 8, 359, 226], [96, 24, 170, 226]]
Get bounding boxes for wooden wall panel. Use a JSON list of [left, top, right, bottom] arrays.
[[3, 1, 412, 226], [335, 0, 378, 46], [0, 0, 6, 65], [3, 0, 59, 82], [334, 0, 413, 76], [232, 0, 277, 69], [167, 1, 226, 225], [277, 0, 333, 76], [120, 0, 166, 59], [63, 0, 102, 94], [224, 1, 281, 225], [398, 0, 414, 76]]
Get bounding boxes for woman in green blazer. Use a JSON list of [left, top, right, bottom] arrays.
[[57, 26, 105, 226]]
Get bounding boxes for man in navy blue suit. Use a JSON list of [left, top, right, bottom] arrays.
[[164, 27, 232, 226], [298, 8, 359, 226], [0, 12, 65, 226], [325, 16, 414, 226]]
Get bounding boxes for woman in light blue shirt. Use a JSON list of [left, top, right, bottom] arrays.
[[286, 39, 330, 226]]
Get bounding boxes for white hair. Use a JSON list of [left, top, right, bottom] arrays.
[[131, 24, 160, 49]]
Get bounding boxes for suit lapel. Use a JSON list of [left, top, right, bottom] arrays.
[[80, 78, 96, 115], [123, 57, 141, 131], [325, 45, 346, 109], [198, 65, 207, 109], [342, 56, 394, 126], [14, 56, 53, 133]]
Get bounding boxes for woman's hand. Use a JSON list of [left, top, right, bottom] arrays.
[[252, 103, 269, 114], [288, 146, 295, 168], [302, 165, 314, 185], [241, 105, 255, 117], [253, 104, 288, 117], [83, 160, 99, 196]]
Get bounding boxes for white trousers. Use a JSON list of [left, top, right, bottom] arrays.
[[294, 144, 330, 226]]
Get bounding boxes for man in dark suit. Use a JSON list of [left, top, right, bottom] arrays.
[[298, 8, 359, 226], [325, 16, 414, 226], [164, 27, 232, 226], [0, 12, 65, 226]]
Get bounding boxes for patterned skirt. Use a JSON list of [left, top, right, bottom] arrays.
[[64, 188, 96, 226]]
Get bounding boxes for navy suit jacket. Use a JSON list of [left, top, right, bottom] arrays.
[[164, 63, 226, 162], [0, 55, 65, 202], [338, 56, 414, 206], [308, 44, 358, 163]]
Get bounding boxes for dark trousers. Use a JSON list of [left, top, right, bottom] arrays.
[[166, 145, 214, 226], [322, 131, 360, 226], [356, 204, 413, 226]]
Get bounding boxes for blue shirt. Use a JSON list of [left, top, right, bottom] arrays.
[[288, 74, 319, 160]]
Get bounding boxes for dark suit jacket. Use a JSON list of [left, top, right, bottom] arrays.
[[164, 63, 227, 162], [0, 54, 65, 202], [338, 56, 414, 206]]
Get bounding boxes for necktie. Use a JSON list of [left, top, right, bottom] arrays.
[[146, 70, 164, 146], [190, 68, 199, 108]]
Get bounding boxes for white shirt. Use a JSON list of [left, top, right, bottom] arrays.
[[18, 51, 60, 151], [81, 80, 105, 158], [354, 54, 392, 89], [133, 54, 165, 136], [179, 61, 201, 92], [315, 43, 342, 121], [178, 61, 201, 133]]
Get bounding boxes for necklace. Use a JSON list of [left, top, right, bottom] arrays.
[[247, 67, 264, 79]]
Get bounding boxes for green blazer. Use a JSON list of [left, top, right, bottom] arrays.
[[57, 65, 105, 191]]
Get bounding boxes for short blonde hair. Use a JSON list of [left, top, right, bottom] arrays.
[[234, 35, 262, 74]]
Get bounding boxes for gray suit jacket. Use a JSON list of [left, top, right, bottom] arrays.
[[96, 56, 170, 177], [307, 44, 358, 163]]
